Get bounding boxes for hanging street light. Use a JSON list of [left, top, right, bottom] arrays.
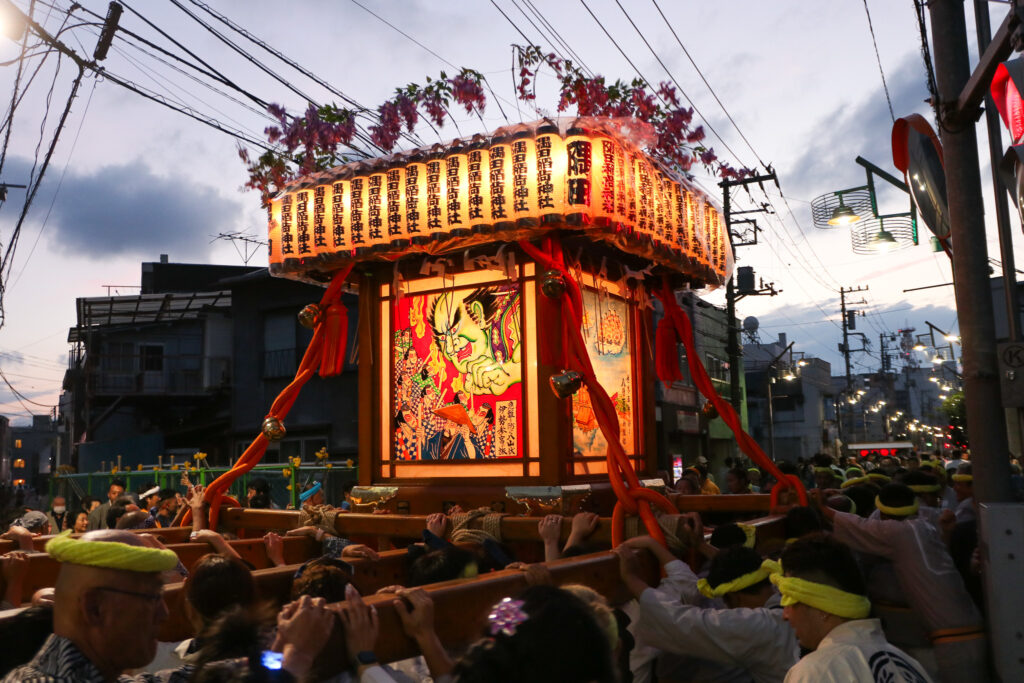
[[828, 202, 861, 226]]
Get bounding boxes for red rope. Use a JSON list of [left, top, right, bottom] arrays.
[[652, 278, 808, 507], [519, 238, 676, 547], [183, 263, 355, 530]]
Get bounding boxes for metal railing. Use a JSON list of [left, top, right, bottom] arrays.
[[50, 463, 357, 511]]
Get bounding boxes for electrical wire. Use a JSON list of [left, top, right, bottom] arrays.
[[179, 0, 417, 154], [0, 0, 38, 178], [345, 0, 511, 126], [612, 0, 749, 168], [0, 367, 58, 408], [520, 0, 594, 77], [862, 0, 895, 123], [9, 76, 97, 291]]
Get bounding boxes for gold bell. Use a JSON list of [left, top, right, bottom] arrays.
[[541, 269, 566, 298], [702, 401, 719, 420], [298, 303, 321, 329], [262, 416, 287, 441], [549, 369, 583, 399]]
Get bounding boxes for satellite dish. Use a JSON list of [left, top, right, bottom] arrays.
[[743, 316, 759, 334]]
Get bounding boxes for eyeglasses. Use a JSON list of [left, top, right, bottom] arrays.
[[94, 586, 165, 605]]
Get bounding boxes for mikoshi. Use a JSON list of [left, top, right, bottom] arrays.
[[192, 116, 806, 543]]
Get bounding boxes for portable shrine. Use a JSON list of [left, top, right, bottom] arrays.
[[199, 117, 801, 542]]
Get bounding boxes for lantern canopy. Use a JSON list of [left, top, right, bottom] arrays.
[[267, 118, 733, 288]]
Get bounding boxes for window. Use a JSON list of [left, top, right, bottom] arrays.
[[139, 345, 164, 372], [264, 312, 297, 378], [102, 342, 133, 373]]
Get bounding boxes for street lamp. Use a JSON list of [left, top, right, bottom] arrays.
[[812, 157, 920, 254]]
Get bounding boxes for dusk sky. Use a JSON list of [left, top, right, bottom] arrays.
[[0, 0, 1013, 425]]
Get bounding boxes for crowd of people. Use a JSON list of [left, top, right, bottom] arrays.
[[0, 450, 1003, 682]]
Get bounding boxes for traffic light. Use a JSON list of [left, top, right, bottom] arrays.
[[990, 58, 1024, 231]]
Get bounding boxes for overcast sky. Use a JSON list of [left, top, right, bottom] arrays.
[[0, 0, 1014, 425]]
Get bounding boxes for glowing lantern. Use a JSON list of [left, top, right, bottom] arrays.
[[330, 171, 351, 256], [590, 133, 617, 227], [266, 118, 733, 287], [510, 128, 539, 226], [444, 141, 470, 238], [366, 165, 388, 252], [385, 166, 409, 249], [534, 124, 567, 224], [425, 145, 449, 241], [563, 124, 594, 224], [349, 173, 369, 255], [466, 135, 492, 234], [488, 133, 515, 229], [13, 458, 25, 468], [404, 153, 428, 244], [293, 180, 315, 263]]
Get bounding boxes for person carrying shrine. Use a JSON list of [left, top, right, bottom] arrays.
[[820, 483, 987, 683]]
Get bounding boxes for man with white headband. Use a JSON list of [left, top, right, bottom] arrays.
[[778, 534, 932, 682], [821, 483, 986, 683]]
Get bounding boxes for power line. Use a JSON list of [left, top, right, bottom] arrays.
[[649, 0, 767, 168], [9, 76, 97, 291], [612, 0, 750, 168], [861, 0, 895, 122], [0, 367, 57, 408], [346, 0, 511, 126], [520, 0, 594, 77]]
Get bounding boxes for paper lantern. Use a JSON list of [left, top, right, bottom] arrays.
[[487, 134, 513, 229], [293, 181, 315, 261], [563, 125, 593, 224], [466, 135, 492, 233], [510, 129, 539, 226], [312, 180, 331, 261], [386, 166, 409, 249], [13, 458, 25, 468], [425, 146, 449, 241], [330, 173, 351, 254], [444, 142, 470, 238], [534, 124, 567, 224], [591, 134, 617, 227], [366, 167, 388, 252], [349, 174, 369, 255], [404, 155, 428, 244]]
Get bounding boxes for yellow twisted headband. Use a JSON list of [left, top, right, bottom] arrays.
[[908, 484, 941, 493], [813, 466, 835, 475], [770, 571, 871, 619], [952, 474, 973, 483], [738, 523, 757, 549], [866, 473, 891, 484], [841, 476, 870, 489], [874, 496, 919, 517], [698, 559, 780, 598], [46, 531, 179, 572]]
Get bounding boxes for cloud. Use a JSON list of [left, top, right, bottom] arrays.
[[782, 54, 933, 199], [0, 156, 244, 261]]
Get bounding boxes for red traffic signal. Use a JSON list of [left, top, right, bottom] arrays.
[[992, 58, 1024, 144]]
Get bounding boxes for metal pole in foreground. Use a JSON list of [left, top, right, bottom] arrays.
[[928, 0, 1013, 504]]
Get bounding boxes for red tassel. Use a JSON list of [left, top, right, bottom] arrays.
[[654, 316, 683, 387], [318, 303, 348, 377]]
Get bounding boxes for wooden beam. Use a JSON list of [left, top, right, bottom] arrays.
[[0, 536, 316, 603], [0, 526, 195, 555], [954, 9, 1017, 123]]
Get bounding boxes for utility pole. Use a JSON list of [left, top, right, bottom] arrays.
[[721, 172, 779, 419], [839, 285, 868, 389], [928, 0, 1013, 504]]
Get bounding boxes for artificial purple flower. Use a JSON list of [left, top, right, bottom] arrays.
[[487, 597, 528, 637]]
